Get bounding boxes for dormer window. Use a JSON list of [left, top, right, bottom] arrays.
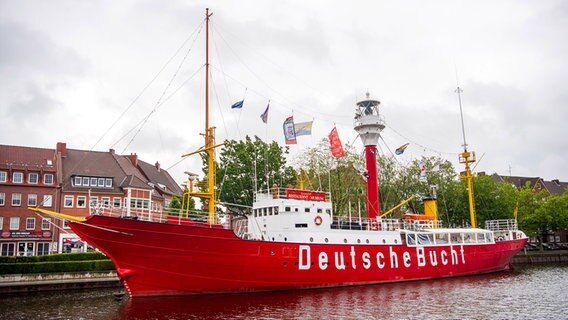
[[13, 172, 23, 183]]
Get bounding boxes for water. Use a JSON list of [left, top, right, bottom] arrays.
[[1, 265, 567, 320]]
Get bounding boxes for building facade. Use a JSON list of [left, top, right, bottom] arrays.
[[0, 145, 59, 256], [1, 143, 182, 256]]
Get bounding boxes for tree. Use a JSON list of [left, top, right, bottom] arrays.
[[209, 136, 296, 208]]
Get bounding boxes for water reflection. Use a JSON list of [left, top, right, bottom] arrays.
[[1, 265, 567, 320]]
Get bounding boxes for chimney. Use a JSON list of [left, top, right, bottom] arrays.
[[109, 148, 115, 154], [128, 153, 138, 167], [552, 179, 560, 185], [155, 161, 161, 171], [56, 142, 67, 157]]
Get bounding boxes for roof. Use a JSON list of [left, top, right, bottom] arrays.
[[492, 173, 568, 196], [137, 160, 183, 197], [61, 149, 127, 193], [0, 144, 56, 172]]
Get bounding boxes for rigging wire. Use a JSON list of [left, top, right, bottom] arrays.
[[93, 20, 205, 152]]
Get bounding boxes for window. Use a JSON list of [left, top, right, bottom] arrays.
[[28, 194, 37, 206], [77, 196, 86, 208], [101, 197, 110, 208], [0, 217, 3, 229], [83, 177, 90, 186], [105, 178, 112, 188], [43, 195, 52, 207], [44, 174, 54, 185], [37, 243, 50, 256], [0, 171, 6, 183], [1, 243, 15, 256], [90, 197, 98, 208], [0, 193, 4, 206], [28, 173, 39, 184], [26, 217, 35, 230], [42, 218, 51, 230], [98, 178, 105, 187], [74, 177, 82, 186], [63, 220, 70, 229], [64, 195, 74, 208], [12, 193, 22, 206], [13, 172, 23, 183], [10, 217, 20, 230], [90, 177, 97, 186], [113, 197, 121, 208]]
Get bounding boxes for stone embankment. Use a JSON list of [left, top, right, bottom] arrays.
[[512, 250, 568, 264], [0, 271, 120, 293]]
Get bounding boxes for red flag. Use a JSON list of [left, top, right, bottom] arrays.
[[328, 127, 345, 158]]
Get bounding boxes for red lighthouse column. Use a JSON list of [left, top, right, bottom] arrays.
[[364, 145, 380, 219]]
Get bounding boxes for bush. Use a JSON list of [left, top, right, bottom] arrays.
[[0, 252, 107, 264], [0, 252, 115, 275]]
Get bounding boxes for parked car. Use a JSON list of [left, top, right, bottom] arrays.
[[524, 243, 539, 251]]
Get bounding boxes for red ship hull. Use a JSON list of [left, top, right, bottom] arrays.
[[70, 215, 527, 297]]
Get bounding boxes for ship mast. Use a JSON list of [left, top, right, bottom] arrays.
[[456, 86, 477, 228], [182, 8, 217, 224], [354, 92, 385, 227]]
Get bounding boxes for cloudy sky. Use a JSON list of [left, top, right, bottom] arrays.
[[1, 0, 567, 185]]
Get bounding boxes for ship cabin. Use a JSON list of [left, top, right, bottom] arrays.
[[242, 187, 403, 245]]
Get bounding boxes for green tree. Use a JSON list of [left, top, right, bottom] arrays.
[[211, 136, 296, 208]]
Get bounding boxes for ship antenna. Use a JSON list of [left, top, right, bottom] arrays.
[[455, 73, 477, 228]]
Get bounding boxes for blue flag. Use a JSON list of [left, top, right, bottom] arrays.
[[395, 143, 409, 155], [231, 100, 244, 109]]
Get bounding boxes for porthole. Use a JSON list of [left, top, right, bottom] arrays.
[[344, 239, 348, 243], [357, 239, 361, 244], [366, 239, 370, 244], [272, 237, 275, 241], [394, 239, 398, 244], [382, 239, 386, 244], [284, 237, 288, 242], [325, 238, 329, 243], [310, 237, 314, 242]]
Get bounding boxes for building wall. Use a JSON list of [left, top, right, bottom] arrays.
[[0, 169, 58, 256]]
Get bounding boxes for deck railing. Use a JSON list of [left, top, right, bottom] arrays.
[[484, 219, 518, 231], [254, 188, 331, 202]]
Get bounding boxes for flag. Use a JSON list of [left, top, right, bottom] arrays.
[[231, 100, 244, 109], [294, 121, 313, 136], [283, 116, 297, 144], [395, 143, 409, 155], [328, 127, 345, 158], [260, 103, 269, 123], [419, 160, 427, 183]]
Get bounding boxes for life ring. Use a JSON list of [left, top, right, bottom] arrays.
[[314, 215, 323, 226]]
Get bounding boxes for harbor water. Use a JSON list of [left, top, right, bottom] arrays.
[[1, 264, 566, 320]]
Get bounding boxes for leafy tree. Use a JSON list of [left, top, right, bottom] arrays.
[[210, 136, 296, 208]]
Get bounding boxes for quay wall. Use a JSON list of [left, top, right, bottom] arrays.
[[0, 271, 120, 294]]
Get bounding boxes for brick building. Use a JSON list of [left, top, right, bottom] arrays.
[[1, 143, 182, 256], [0, 145, 59, 256]]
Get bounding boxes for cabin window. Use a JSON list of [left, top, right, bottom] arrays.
[[326, 209, 331, 215], [450, 233, 462, 244], [294, 208, 299, 212], [304, 208, 310, 213], [417, 233, 433, 245], [435, 233, 448, 244], [285, 206, 291, 212], [269, 208, 273, 216], [317, 208, 322, 213], [407, 233, 416, 245], [295, 223, 308, 228], [274, 207, 279, 215], [262, 208, 267, 216]]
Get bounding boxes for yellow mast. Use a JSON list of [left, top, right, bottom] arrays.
[[456, 86, 477, 228], [183, 8, 216, 224]]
